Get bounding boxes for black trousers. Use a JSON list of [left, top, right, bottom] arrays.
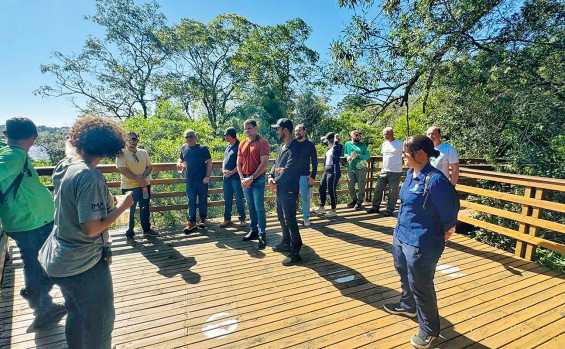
[[320, 167, 341, 209], [276, 190, 302, 254]]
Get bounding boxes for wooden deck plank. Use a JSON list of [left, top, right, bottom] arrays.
[[1, 206, 563, 349]]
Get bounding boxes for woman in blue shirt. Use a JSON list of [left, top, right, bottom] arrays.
[[383, 135, 459, 349]]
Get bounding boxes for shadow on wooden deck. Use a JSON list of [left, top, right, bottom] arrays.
[[1, 205, 564, 348]]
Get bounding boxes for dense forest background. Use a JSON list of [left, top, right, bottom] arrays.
[[1, 0, 564, 270]]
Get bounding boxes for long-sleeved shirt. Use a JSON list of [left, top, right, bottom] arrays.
[[296, 139, 318, 179], [323, 142, 343, 175], [394, 163, 460, 249], [269, 139, 301, 193], [344, 141, 370, 170]]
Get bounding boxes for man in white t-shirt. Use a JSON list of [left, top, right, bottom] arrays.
[[427, 126, 459, 185], [368, 127, 403, 216], [116, 132, 155, 245]]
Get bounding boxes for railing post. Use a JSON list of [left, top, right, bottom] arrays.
[[524, 189, 545, 261], [515, 187, 535, 258], [365, 157, 375, 202]]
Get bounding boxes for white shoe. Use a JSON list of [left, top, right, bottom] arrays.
[[303, 218, 311, 227], [324, 211, 337, 218], [314, 207, 326, 214]]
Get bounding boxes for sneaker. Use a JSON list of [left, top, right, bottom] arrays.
[[272, 243, 291, 253], [411, 330, 437, 349], [219, 220, 232, 227], [30, 304, 67, 329], [143, 229, 158, 236], [366, 207, 380, 214], [20, 287, 29, 300], [383, 211, 394, 217], [324, 210, 337, 218], [238, 220, 248, 227], [314, 207, 327, 214], [347, 200, 357, 208], [282, 253, 302, 266], [303, 218, 311, 227], [242, 230, 259, 241], [126, 237, 135, 246], [198, 220, 206, 228], [383, 303, 417, 318], [258, 235, 267, 249], [183, 222, 197, 234], [354, 203, 363, 211]]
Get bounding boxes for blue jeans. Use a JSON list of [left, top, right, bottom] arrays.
[[51, 258, 114, 349], [223, 177, 246, 221], [299, 176, 313, 220], [121, 185, 151, 237], [186, 180, 208, 222], [243, 174, 266, 236], [5, 221, 55, 312], [392, 237, 445, 337]]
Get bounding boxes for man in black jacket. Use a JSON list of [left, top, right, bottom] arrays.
[[268, 118, 303, 265]]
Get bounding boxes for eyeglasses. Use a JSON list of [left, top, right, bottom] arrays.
[[132, 153, 139, 162], [185, 135, 195, 139], [129, 138, 138, 142]]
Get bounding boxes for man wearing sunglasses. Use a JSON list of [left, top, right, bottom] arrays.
[[116, 132, 155, 245], [345, 130, 371, 210], [177, 129, 213, 233]]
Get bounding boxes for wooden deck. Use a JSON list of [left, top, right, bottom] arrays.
[[1, 205, 564, 349]]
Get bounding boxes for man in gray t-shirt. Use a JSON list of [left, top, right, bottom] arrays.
[[39, 158, 114, 277]]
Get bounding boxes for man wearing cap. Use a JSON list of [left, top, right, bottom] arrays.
[[116, 132, 156, 245], [269, 118, 303, 265], [344, 130, 370, 210], [294, 124, 318, 227], [0, 117, 66, 329], [368, 127, 403, 216], [427, 126, 459, 185], [177, 129, 213, 233], [220, 127, 247, 228], [237, 119, 270, 248]]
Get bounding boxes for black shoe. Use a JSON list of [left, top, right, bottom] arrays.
[[383, 211, 394, 217], [20, 287, 29, 300], [383, 303, 417, 317], [366, 207, 380, 214], [272, 243, 291, 253], [346, 200, 357, 208], [143, 229, 158, 236], [242, 231, 259, 241], [282, 253, 302, 266], [258, 235, 266, 249], [30, 304, 67, 329], [126, 237, 135, 246], [354, 203, 363, 211]]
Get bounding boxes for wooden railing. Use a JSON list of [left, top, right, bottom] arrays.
[[24, 156, 565, 262]]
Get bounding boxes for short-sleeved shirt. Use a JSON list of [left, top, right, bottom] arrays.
[[430, 142, 459, 178], [0, 146, 54, 232], [179, 144, 211, 183], [39, 158, 114, 278], [238, 135, 270, 175], [381, 139, 404, 173], [223, 140, 240, 180], [116, 148, 151, 189]]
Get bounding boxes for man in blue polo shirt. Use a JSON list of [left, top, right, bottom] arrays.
[[220, 127, 247, 228]]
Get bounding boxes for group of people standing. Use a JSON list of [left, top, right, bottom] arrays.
[[1, 115, 460, 349]]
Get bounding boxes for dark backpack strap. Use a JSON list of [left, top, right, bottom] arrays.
[[0, 153, 31, 204]]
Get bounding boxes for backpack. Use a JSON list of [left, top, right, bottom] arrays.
[[0, 146, 32, 205]]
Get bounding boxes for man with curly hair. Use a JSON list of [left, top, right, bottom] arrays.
[[0, 117, 66, 330], [39, 116, 134, 349]]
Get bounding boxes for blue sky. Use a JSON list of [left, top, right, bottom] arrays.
[[0, 0, 355, 127]]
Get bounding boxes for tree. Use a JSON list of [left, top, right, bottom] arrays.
[[294, 91, 329, 138], [239, 18, 320, 120], [36, 0, 171, 119], [330, 0, 561, 120], [164, 14, 256, 129]]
